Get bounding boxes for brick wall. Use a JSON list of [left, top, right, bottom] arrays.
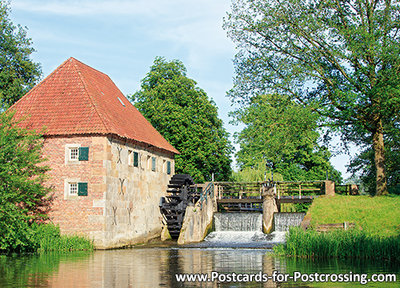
[[42, 135, 107, 237]]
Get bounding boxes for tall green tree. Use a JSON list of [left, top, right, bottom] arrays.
[[0, 0, 41, 110], [224, 0, 400, 195], [131, 57, 233, 183], [348, 124, 400, 195], [0, 112, 52, 252], [233, 94, 341, 182]]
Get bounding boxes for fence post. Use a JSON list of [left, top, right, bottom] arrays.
[[324, 180, 335, 196], [299, 184, 302, 199]]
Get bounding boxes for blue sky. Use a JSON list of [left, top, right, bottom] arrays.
[[9, 0, 354, 178]]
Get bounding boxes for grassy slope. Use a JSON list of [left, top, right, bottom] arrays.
[[308, 195, 400, 237]]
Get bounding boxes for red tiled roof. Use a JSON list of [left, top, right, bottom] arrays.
[[11, 57, 179, 154]]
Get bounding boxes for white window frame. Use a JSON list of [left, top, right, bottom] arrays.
[[69, 182, 78, 196], [69, 147, 79, 161], [64, 178, 80, 199], [65, 144, 81, 164]]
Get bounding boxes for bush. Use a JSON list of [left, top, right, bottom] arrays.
[[0, 112, 52, 253]]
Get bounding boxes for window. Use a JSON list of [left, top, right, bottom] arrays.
[[69, 148, 79, 161], [69, 183, 78, 195], [133, 152, 139, 167], [167, 161, 171, 175], [129, 150, 139, 167], [68, 182, 88, 197], [68, 146, 89, 162], [152, 157, 156, 172]]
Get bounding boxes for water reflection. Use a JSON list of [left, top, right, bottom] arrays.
[[0, 248, 398, 287]]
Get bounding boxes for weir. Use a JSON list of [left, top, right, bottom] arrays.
[[162, 178, 336, 244], [203, 212, 286, 248], [273, 212, 306, 231], [214, 212, 262, 231]]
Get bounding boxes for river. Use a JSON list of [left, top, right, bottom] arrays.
[[1, 247, 399, 287]]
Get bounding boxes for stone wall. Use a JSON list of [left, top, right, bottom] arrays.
[[102, 137, 174, 248], [42, 135, 174, 248]]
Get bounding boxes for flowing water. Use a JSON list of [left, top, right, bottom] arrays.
[[201, 213, 286, 248], [273, 212, 306, 231]]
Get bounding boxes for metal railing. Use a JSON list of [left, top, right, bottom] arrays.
[[199, 182, 214, 209]]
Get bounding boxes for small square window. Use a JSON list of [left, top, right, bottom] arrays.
[[69, 148, 79, 161], [69, 183, 78, 195]]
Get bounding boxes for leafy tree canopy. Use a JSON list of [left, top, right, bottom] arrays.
[[224, 0, 400, 195], [232, 94, 342, 183], [0, 0, 41, 110], [0, 112, 52, 252], [131, 57, 233, 183]]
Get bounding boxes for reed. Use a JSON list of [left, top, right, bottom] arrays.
[[274, 227, 400, 261]]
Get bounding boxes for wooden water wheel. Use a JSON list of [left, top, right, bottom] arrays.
[[159, 174, 200, 239]]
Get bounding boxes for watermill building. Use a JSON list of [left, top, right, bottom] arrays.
[[11, 57, 178, 248]]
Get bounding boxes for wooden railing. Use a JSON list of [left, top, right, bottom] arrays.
[[335, 184, 360, 195], [275, 181, 325, 199], [214, 182, 268, 200]]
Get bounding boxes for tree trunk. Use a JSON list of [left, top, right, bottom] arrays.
[[372, 119, 388, 196]]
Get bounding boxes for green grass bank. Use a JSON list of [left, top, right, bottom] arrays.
[[274, 195, 400, 260], [308, 195, 400, 237]]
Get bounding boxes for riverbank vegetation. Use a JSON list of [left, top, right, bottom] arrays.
[[274, 228, 400, 261], [274, 195, 400, 260], [34, 224, 93, 253], [0, 112, 93, 253]]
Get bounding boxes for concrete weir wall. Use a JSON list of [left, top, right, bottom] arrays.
[[177, 185, 217, 244]]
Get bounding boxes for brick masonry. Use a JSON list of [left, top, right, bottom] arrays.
[[42, 134, 174, 248]]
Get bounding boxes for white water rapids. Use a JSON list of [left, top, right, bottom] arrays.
[[202, 213, 286, 248]]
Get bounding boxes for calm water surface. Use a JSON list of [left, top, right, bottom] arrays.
[[0, 248, 399, 287]]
